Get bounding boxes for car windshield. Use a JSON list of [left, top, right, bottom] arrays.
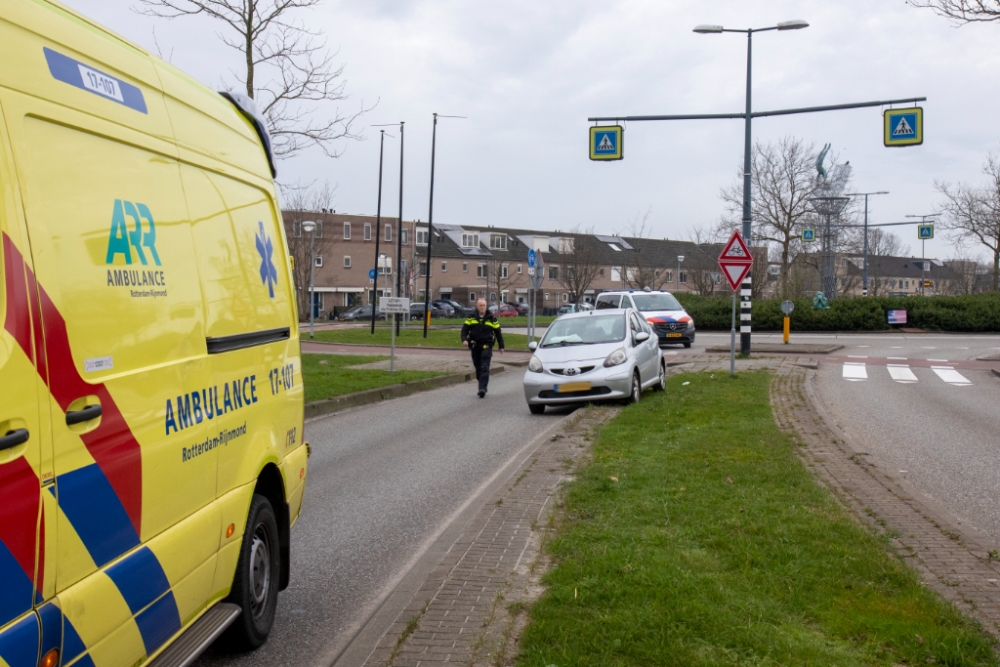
[[631, 293, 682, 311], [541, 314, 626, 347]]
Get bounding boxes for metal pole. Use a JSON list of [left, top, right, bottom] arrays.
[[423, 113, 438, 337], [396, 122, 404, 335], [922, 238, 926, 297], [862, 194, 869, 296], [372, 130, 385, 335], [740, 29, 753, 356], [730, 291, 736, 376], [308, 229, 316, 339]]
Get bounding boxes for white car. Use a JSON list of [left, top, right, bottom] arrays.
[[522, 309, 665, 414]]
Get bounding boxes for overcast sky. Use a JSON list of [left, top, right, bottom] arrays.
[[62, 0, 1000, 262]]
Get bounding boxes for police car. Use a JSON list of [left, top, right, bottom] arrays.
[[595, 289, 696, 348]]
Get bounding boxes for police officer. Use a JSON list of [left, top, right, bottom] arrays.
[[461, 299, 505, 398]]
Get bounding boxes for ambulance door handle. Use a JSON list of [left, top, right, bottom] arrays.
[[0, 429, 29, 451], [66, 404, 102, 426]]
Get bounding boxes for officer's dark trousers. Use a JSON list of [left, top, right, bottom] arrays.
[[470, 343, 493, 392]]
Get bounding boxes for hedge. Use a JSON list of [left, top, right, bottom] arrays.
[[675, 292, 1000, 333]]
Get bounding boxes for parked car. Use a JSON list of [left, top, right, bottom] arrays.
[[338, 305, 386, 321], [556, 302, 594, 315], [595, 290, 695, 348], [409, 302, 446, 320], [523, 309, 664, 414], [504, 301, 528, 316], [431, 300, 457, 317], [488, 303, 519, 317], [443, 299, 474, 317]]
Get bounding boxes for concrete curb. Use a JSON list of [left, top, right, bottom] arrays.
[[992, 369, 1000, 380], [704, 343, 844, 354], [304, 340, 531, 353], [304, 366, 506, 420]]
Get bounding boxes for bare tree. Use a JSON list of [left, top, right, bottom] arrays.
[[862, 228, 908, 296], [907, 0, 1000, 23], [556, 231, 603, 304], [485, 255, 516, 305], [137, 0, 370, 159], [936, 153, 1000, 291], [282, 182, 338, 316], [720, 137, 855, 299], [618, 208, 670, 291]]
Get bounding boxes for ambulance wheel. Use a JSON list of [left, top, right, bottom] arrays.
[[221, 494, 280, 651]]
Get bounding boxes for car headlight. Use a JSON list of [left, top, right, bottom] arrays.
[[528, 355, 543, 373], [686, 320, 695, 330], [603, 348, 627, 368]]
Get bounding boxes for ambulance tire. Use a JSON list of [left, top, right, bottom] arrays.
[[221, 494, 280, 651]]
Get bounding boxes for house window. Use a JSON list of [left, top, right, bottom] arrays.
[[469, 292, 476, 301], [599, 268, 605, 277], [477, 264, 488, 278], [489, 234, 507, 250], [490, 292, 496, 303], [548, 266, 559, 280], [416, 228, 429, 245], [441, 262, 447, 272], [315, 221, 323, 238], [463, 262, 468, 273], [419, 262, 428, 277], [343, 256, 351, 268], [665, 270, 673, 283], [565, 267, 575, 280], [385, 224, 392, 242], [562, 293, 568, 302], [315, 256, 323, 267], [401, 229, 408, 245], [544, 293, 550, 301], [462, 232, 479, 248], [611, 267, 621, 282], [500, 290, 509, 302], [364, 224, 372, 241], [517, 264, 522, 274], [500, 264, 509, 279], [292, 221, 302, 237], [679, 271, 687, 284], [558, 238, 574, 253], [343, 222, 351, 239]]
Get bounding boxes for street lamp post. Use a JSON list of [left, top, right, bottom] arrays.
[[845, 191, 889, 296], [676, 255, 684, 291], [374, 121, 407, 334], [423, 112, 466, 337], [694, 19, 808, 355], [906, 214, 938, 297], [301, 220, 317, 339]]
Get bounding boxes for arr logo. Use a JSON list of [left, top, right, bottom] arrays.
[[105, 199, 161, 266]]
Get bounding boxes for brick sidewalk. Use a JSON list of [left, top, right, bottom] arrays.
[[353, 356, 1000, 667]]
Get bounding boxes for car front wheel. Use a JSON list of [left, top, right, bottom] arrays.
[[653, 360, 666, 391], [625, 370, 641, 405], [528, 404, 545, 415]]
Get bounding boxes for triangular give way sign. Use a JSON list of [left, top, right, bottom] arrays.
[[718, 230, 753, 291]]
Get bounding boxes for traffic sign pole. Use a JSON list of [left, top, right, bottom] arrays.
[[718, 230, 754, 373]]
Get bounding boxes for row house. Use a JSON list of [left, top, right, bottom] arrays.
[[281, 210, 710, 318]]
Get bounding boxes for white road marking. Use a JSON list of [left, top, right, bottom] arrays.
[[887, 365, 918, 383], [843, 363, 867, 381], [957, 347, 970, 350], [931, 366, 972, 385], [891, 346, 903, 349], [848, 355, 868, 358], [857, 345, 870, 348], [887, 356, 908, 360], [927, 358, 949, 362], [921, 346, 937, 349]]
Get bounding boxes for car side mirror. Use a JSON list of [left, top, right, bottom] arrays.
[[528, 341, 538, 351], [634, 331, 650, 343]]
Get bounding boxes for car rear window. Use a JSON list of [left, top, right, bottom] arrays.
[[632, 293, 682, 311], [595, 294, 621, 309]]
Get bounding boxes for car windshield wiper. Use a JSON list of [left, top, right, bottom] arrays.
[[541, 340, 588, 347]]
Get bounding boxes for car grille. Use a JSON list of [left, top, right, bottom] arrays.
[[550, 366, 596, 376], [538, 386, 612, 399], [654, 322, 687, 334]]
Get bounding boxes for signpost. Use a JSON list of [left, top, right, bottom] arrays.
[[589, 125, 623, 161], [781, 300, 794, 344], [380, 297, 410, 374], [917, 224, 934, 296], [528, 251, 544, 341], [718, 231, 753, 375], [884, 107, 923, 147]]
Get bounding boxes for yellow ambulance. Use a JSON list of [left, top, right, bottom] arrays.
[[0, 2, 307, 666]]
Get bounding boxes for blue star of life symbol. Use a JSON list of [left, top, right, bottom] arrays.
[[256, 221, 278, 298]]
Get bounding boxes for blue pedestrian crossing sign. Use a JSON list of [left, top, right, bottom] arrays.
[[802, 228, 816, 242], [527, 249, 536, 268], [590, 125, 623, 161], [918, 224, 934, 240], [884, 107, 923, 147]]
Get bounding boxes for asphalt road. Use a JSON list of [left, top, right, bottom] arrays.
[[196, 368, 571, 667], [797, 333, 1000, 546]]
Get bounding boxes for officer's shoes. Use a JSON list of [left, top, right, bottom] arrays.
[[477, 390, 485, 398]]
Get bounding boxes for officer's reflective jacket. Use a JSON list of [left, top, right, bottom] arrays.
[[461, 313, 505, 349]]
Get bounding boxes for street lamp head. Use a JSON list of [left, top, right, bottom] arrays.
[[693, 24, 724, 33], [678, 255, 685, 263], [776, 19, 809, 30], [301, 220, 317, 233]]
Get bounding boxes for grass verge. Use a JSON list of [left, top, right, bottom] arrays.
[[310, 328, 529, 349], [301, 354, 446, 403], [516, 371, 998, 667]]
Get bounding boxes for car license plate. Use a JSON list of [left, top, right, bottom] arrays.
[[667, 333, 682, 338], [555, 382, 591, 393]]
